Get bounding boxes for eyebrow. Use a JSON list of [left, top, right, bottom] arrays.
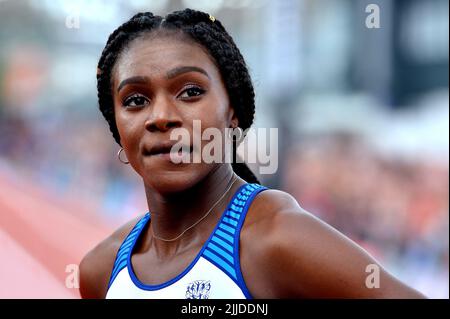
[[166, 66, 210, 80], [117, 76, 150, 92], [117, 66, 210, 93]]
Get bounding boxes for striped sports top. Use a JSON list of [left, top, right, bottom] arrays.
[[106, 183, 268, 299]]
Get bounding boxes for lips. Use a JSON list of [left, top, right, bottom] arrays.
[[143, 141, 193, 157]]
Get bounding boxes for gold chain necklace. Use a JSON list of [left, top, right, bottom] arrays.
[[151, 174, 238, 242]]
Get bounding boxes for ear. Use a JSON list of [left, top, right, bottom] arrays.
[[227, 106, 239, 128]]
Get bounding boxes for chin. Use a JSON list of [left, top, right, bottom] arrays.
[[142, 165, 210, 195]]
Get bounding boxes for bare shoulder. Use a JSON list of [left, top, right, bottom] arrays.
[[239, 189, 305, 297], [79, 214, 145, 299], [241, 189, 425, 298], [241, 188, 303, 236]]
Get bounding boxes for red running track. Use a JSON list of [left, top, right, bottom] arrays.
[[0, 170, 116, 298]]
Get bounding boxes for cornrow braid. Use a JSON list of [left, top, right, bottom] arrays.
[[97, 8, 259, 183]]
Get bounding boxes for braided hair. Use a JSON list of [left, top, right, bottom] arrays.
[[97, 8, 259, 183]]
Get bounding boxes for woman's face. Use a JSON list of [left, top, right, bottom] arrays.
[[112, 33, 236, 194]]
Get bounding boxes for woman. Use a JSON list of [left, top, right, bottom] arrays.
[[80, 8, 424, 299]]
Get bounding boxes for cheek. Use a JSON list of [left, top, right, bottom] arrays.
[[115, 110, 142, 149], [196, 106, 231, 153], [195, 93, 231, 129], [115, 115, 145, 174]]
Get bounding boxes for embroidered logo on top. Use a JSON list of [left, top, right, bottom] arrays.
[[185, 280, 211, 299]]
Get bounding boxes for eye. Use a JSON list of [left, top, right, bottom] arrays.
[[123, 94, 150, 108], [178, 85, 206, 100]]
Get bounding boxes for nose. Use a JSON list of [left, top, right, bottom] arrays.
[[144, 95, 182, 132]]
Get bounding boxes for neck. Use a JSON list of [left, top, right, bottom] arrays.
[[143, 164, 244, 254]]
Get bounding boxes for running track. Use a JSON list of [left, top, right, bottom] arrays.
[[0, 168, 116, 298]]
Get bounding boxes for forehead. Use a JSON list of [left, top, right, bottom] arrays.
[[113, 34, 220, 83]]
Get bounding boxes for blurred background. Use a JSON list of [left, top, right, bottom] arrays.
[[0, 0, 448, 298]]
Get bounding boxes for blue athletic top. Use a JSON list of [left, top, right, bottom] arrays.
[[106, 183, 268, 299]]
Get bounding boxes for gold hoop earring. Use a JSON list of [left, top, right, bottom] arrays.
[[117, 148, 129, 164]]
